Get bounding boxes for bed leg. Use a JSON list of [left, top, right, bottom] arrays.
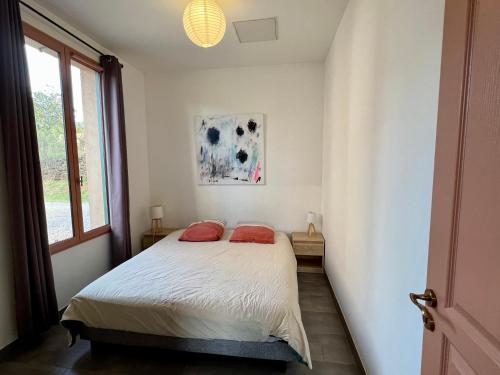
[[280, 362, 288, 373], [90, 341, 108, 356], [270, 360, 288, 373]]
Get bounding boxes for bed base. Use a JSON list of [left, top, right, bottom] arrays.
[[62, 321, 301, 368]]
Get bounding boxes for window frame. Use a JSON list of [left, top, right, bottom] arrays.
[[24, 23, 110, 255]]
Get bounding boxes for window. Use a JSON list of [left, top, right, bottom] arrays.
[[24, 24, 110, 254], [71, 60, 109, 232]]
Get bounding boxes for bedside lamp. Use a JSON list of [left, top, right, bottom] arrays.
[[150, 205, 164, 235], [306, 211, 316, 237]]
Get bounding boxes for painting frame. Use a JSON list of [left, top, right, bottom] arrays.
[[194, 113, 265, 185]]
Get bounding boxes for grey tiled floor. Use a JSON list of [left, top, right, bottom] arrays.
[[0, 273, 360, 374]]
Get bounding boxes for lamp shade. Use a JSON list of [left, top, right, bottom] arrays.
[[306, 211, 316, 224], [183, 0, 226, 48], [150, 205, 164, 220]]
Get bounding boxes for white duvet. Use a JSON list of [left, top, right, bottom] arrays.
[[62, 230, 311, 367]]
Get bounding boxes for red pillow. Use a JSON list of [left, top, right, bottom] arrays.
[[179, 221, 224, 242], [229, 225, 275, 244]]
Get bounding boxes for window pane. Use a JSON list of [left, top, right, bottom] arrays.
[[71, 60, 109, 231], [25, 38, 74, 244]]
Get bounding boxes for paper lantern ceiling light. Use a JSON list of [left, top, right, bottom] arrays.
[[183, 0, 226, 48]]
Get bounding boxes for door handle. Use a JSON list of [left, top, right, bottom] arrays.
[[409, 288, 437, 331]]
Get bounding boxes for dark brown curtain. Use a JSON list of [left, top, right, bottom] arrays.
[[100, 55, 132, 267], [0, 0, 58, 337]]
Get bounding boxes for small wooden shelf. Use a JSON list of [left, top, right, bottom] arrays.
[[292, 232, 325, 274], [296, 255, 324, 273]]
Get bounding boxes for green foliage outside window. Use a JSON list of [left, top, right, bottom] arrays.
[[33, 91, 88, 202]]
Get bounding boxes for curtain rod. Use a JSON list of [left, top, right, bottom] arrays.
[[19, 0, 106, 57]]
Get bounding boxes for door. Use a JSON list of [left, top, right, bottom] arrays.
[[411, 0, 500, 374]]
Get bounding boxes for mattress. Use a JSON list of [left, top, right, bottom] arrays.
[[61, 230, 311, 368]]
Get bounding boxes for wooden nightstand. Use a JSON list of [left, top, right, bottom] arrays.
[[291, 232, 325, 273], [142, 228, 179, 250]]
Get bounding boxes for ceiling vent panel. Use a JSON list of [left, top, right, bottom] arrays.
[[233, 17, 278, 43]]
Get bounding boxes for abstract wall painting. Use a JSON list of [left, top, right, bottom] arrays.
[[195, 114, 265, 185]]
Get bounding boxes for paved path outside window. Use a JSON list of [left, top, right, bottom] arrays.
[[45, 202, 90, 244]]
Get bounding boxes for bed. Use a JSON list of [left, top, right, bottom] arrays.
[[61, 229, 311, 369]]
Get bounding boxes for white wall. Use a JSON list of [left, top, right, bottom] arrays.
[[51, 235, 110, 309], [0, 1, 150, 349], [145, 63, 324, 232], [321, 0, 445, 374], [121, 61, 151, 253]]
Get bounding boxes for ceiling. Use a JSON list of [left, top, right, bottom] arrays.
[[33, 0, 348, 72]]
